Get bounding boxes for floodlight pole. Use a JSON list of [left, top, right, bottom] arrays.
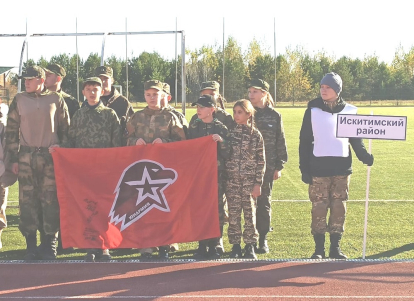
[[101, 32, 108, 66], [76, 18, 80, 101], [125, 18, 129, 98], [181, 31, 186, 115], [274, 17, 277, 104], [175, 17, 178, 107], [17, 36, 28, 93]]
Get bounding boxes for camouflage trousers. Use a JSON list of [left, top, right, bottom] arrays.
[[256, 168, 274, 235], [0, 186, 8, 229], [309, 175, 350, 235], [18, 148, 60, 236], [226, 175, 258, 245]]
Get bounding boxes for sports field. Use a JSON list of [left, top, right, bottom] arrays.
[[1, 106, 413, 260]]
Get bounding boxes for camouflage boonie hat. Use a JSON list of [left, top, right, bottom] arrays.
[[192, 94, 217, 107], [200, 81, 220, 92], [95, 66, 113, 78], [249, 78, 269, 92], [144, 79, 163, 91], [18, 65, 45, 80], [44, 63, 66, 77], [163, 83, 171, 95], [83, 77, 103, 88]]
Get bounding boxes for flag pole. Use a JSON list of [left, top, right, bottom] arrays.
[[362, 112, 373, 259]]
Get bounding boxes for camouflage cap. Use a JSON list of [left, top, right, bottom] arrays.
[[18, 65, 45, 80], [144, 79, 163, 91], [44, 63, 66, 77], [249, 78, 269, 92], [200, 81, 220, 92], [162, 83, 171, 95], [95, 66, 113, 78], [83, 77, 103, 88], [192, 94, 217, 107]]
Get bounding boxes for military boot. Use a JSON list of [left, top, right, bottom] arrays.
[[194, 241, 209, 259], [24, 233, 38, 261], [41, 234, 58, 260], [243, 243, 257, 260], [158, 246, 169, 260], [329, 233, 347, 259], [256, 234, 269, 254], [207, 239, 221, 259], [0, 229, 3, 249], [230, 244, 243, 258], [311, 233, 326, 259]]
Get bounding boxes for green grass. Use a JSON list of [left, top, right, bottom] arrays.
[[1, 106, 413, 260]]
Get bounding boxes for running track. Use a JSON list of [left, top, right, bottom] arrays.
[[1, 259, 414, 300]]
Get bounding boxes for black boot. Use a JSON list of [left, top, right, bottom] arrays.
[[24, 233, 38, 261], [207, 239, 221, 259], [329, 233, 347, 259], [230, 244, 243, 258], [194, 241, 208, 259], [243, 243, 257, 259], [158, 246, 169, 260], [41, 234, 58, 260], [311, 233, 326, 259], [256, 234, 269, 254]]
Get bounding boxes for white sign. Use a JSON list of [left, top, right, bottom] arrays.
[[336, 114, 407, 140]]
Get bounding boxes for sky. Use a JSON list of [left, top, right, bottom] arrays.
[[1, 0, 413, 72]]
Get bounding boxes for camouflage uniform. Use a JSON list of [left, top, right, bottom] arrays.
[[254, 106, 287, 235], [5, 90, 69, 237], [226, 124, 265, 245], [126, 107, 186, 145], [58, 90, 80, 120], [188, 117, 231, 248], [190, 107, 234, 131], [65, 102, 121, 148], [166, 105, 188, 136]]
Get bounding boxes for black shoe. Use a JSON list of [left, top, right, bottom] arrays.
[[207, 246, 221, 259], [24, 251, 38, 261], [194, 242, 209, 259], [230, 244, 243, 258], [84, 250, 96, 262], [140, 252, 153, 260], [158, 247, 169, 260], [243, 243, 257, 259], [24, 233, 38, 261], [98, 249, 112, 261], [256, 238, 269, 254], [329, 247, 347, 259]]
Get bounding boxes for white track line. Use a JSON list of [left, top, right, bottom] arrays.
[[1, 296, 414, 299]]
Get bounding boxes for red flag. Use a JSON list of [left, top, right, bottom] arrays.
[[52, 136, 219, 249]]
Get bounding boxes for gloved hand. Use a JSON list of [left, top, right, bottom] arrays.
[[301, 173, 313, 185], [365, 154, 374, 167]]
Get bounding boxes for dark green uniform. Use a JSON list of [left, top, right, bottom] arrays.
[[254, 105, 287, 236], [166, 105, 188, 136], [190, 107, 234, 131], [58, 90, 80, 120]]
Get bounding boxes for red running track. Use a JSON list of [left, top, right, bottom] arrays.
[[0, 260, 413, 300]]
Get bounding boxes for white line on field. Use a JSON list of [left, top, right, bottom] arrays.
[[272, 200, 414, 202]]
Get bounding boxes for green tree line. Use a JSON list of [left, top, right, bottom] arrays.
[[14, 37, 414, 103]]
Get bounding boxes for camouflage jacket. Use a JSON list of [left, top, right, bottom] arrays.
[[5, 90, 69, 163], [254, 106, 288, 171], [226, 124, 266, 185], [166, 105, 189, 136], [188, 118, 230, 171], [190, 107, 234, 131], [100, 87, 134, 122], [65, 102, 121, 148], [58, 90, 80, 119], [126, 107, 186, 145]]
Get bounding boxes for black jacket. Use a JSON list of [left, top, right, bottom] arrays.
[[299, 97, 373, 178]]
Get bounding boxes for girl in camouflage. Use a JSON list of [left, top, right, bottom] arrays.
[[225, 100, 266, 259]]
